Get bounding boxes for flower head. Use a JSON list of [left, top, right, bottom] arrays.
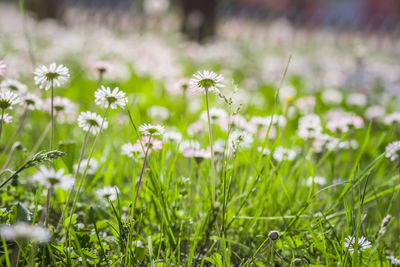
[[343, 236, 371, 253], [97, 186, 120, 201], [0, 60, 6, 78], [273, 146, 298, 162], [0, 222, 51, 243], [32, 165, 74, 190], [21, 93, 43, 111], [0, 79, 27, 94], [0, 90, 20, 110], [139, 123, 164, 136], [44, 96, 76, 123], [73, 158, 99, 175], [189, 70, 224, 94], [297, 114, 322, 140], [78, 111, 108, 135], [34, 63, 69, 90], [0, 113, 12, 124], [94, 86, 128, 109], [385, 141, 400, 161]]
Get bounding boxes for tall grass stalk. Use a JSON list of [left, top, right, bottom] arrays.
[[205, 87, 217, 202]]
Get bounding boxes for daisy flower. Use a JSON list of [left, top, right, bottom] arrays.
[[73, 158, 99, 175], [0, 90, 20, 110], [34, 63, 70, 90], [297, 114, 322, 140], [0, 79, 27, 94], [78, 111, 108, 135], [0, 60, 6, 78], [0, 113, 12, 124], [32, 165, 74, 190], [21, 93, 43, 111], [385, 141, 400, 161], [163, 129, 182, 143], [306, 176, 327, 186], [273, 146, 299, 162], [44, 97, 76, 123], [183, 148, 210, 163], [94, 86, 128, 109], [383, 112, 400, 125], [189, 70, 224, 94], [139, 123, 165, 136], [0, 222, 51, 243], [200, 108, 227, 124], [96, 186, 120, 201], [343, 236, 371, 253]]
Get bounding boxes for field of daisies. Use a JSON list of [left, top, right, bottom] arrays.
[[2, 3, 400, 266]]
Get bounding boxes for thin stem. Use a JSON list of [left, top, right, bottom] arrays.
[[55, 128, 91, 232], [205, 88, 216, 202], [50, 80, 55, 152], [2, 107, 28, 155], [43, 184, 53, 227], [1, 142, 21, 172], [66, 107, 109, 234], [31, 122, 51, 156], [132, 134, 152, 218], [0, 108, 5, 142]]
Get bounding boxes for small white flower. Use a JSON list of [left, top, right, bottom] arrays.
[[148, 106, 170, 121], [189, 70, 224, 94], [0, 113, 12, 124], [44, 97, 76, 123], [297, 114, 322, 140], [365, 105, 385, 120], [78, 111, 108, 135], [32, 166, 74, 190], [0, 79, 27, 94], [0, 222, 51, 243], [343, 236, 371, 253], [34, 63, 70, 90], [139, 123, 164, 136], [385, 141, 400, 161], [306, 176, 327, 186], [21, 93, 43, 111], [94, 86, 128, 109], [273, 146, 298, 162], [346, 93, 367, 106], [200, 108, 227, 124], [97, 186, 120, 201], [388, 256, 400, 265], [0, 60, 6, 78], [321, 88, 343, 105], [228, 130, 254, 153], [0, 90, 20, 110], [179, 140, 201, 153], [383, 112, 400, 125], [73, 158, 99, 176], [163, 129, 182, 143], [187, 121, 204, 136], [326, 115, 364, 133]]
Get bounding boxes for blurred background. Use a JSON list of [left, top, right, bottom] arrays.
[[3, 0, 400, 42]]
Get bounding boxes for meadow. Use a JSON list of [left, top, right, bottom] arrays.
[[1, 4, 400, 266]]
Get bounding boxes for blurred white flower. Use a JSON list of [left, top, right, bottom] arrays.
[[321, 88, 342, 105], [0, 113, 12, 124], [78, 111, 108, 135], [97, 186, 119, 201], [365, 105, 385, 120], [187, 121, 204, 136], [273, 146, 298, 162], [94, 86, 128, 109], [326, 115, 364, 133], [0, 60, 6, 78], [346, 93, 367, 106], [21, 93, 43, 111], [200, 108, 227, 124], [147, 106, 169, 121], [163, 129, 182, 143], [139, 123, 165, 136], [74, 158, 99, 176], [179, 140, 200, 153], [385, 141, 400, 161], [383, 112, 400, 125], [0, 222, 51, 243], [32, 166, 74, 190], [44, 96, 76, 123], [295, 96, 315, 114], [0, 79, 27, 94], [297, 114, 322, 140], [306, 176, 327, 186], [34, 63, 69, 90]]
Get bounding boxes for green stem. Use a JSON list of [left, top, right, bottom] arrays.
[[44, 184, 53, 227], [50, 80, 54, 152], [56, 128, 91, 232], [66, 107, 109, 235], [0, 108, 5, 143], [205, 88, 216, 202]]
